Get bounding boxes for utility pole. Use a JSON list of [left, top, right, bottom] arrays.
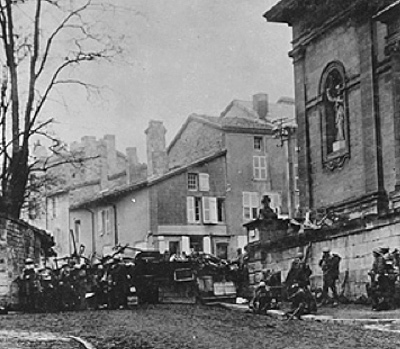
[[273, 118, 297, 218]]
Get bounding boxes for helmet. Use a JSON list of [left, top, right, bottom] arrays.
[[259, 281, 266, 288], [372, 247, 382, 255], [296, 252, 304, 259], [25, 258, 34, 265], [322, 247, 330, 253]]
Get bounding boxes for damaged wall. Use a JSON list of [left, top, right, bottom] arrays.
[[0, 217, 52, 307]]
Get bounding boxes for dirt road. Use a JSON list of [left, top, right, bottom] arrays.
[[0, 304, 399, 349]]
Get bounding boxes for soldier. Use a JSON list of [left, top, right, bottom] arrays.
[[319, 247, 341, 305], [286, 252, 312, 289], [19, 258, 39, 312], [368, 247, 395, 311], [259, 195, 278, 221]]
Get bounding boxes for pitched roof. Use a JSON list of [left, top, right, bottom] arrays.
[[70, 150, 227, 210]]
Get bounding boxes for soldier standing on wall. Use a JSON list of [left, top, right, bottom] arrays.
[[259, 195, 278, 221], [319, 247, 341, 306]]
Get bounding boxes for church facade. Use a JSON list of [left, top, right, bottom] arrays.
[[257, 0, 400, 297]]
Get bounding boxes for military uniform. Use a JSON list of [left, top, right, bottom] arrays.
[[319, 248, 341, 304]]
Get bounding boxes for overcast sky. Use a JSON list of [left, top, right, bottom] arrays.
[[49, 0, 293, 162]]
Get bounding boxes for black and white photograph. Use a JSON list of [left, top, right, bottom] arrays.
[[1, 0, 400, 348]]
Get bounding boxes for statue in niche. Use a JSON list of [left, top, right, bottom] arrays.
[[326, 76, 345, 144]]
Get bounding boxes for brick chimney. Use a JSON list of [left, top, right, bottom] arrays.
[[145, 120, 168, 177], [253, 93, 269, 119]]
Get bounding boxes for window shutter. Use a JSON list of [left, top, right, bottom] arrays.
[[187, 197, 195, 223], [202, 197, 211, 223], [209, 197, 218, 223], [98, 211, 103, 235], [199, 173, 210, 191]]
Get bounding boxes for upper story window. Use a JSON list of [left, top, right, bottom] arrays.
[[243, 192, 259, 220], [253, 156, 267, 180], [254, 136, 263, 151], [188, 173, 198, 191], [320, 61, 350, 170], [188, 173, 210, 191], [187, 196, 223, 224]]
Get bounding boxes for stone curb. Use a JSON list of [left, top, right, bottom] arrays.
[[68, 336, 96, 349], [215, 302, 400, 325]]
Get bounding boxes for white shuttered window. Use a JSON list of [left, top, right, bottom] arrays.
[[199, 173, 210, 191], [187, 197, 196, 223], [202, 197, 218, 224]]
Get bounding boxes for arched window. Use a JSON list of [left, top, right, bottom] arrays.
[[319, 61, 350, 170]]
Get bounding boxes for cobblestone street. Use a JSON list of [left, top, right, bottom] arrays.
[[1, 304, 400, 349]]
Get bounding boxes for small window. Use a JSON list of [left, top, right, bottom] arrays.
[[254, 136, 263, 151], [188, 173, 198, 191]]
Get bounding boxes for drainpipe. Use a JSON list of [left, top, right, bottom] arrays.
[[370, 18, 386, 213]]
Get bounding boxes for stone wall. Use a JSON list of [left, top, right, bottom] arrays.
[[0, 217, 52, 307], [248, 215, 400, 300]]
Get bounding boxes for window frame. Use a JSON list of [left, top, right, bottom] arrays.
[[253, 155, 267, 180], [254, 136, 263, 151], [243, 192, 259, 220], [187, 173, 198, 191]]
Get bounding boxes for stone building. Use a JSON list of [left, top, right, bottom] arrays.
[[256, 0, 400, 298]]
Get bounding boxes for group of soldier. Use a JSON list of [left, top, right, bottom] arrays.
[[367, 247, 400, 311], [18, 255, 135, 313], [250, 246, 342, 318]]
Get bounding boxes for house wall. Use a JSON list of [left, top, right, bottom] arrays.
[[116, 189, 150, 249], [168, 120, 224, 169], [225, 132, 289, 254]]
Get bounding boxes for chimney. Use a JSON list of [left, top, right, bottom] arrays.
[[145, 120, 168, 177], [104, 134, 117, 176], [253, 93, 269, 119], [126, 147, 139, 184], [98, 142, 108, 190]]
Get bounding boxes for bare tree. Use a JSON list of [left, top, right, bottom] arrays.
[[0, 0, 121, 218]]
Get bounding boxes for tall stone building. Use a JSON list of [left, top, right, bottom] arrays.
[[259, 0, 400, 297]]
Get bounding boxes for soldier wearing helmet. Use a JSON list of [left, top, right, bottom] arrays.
[[286, 251, 312, 289], [319, 247, 341, 305]]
